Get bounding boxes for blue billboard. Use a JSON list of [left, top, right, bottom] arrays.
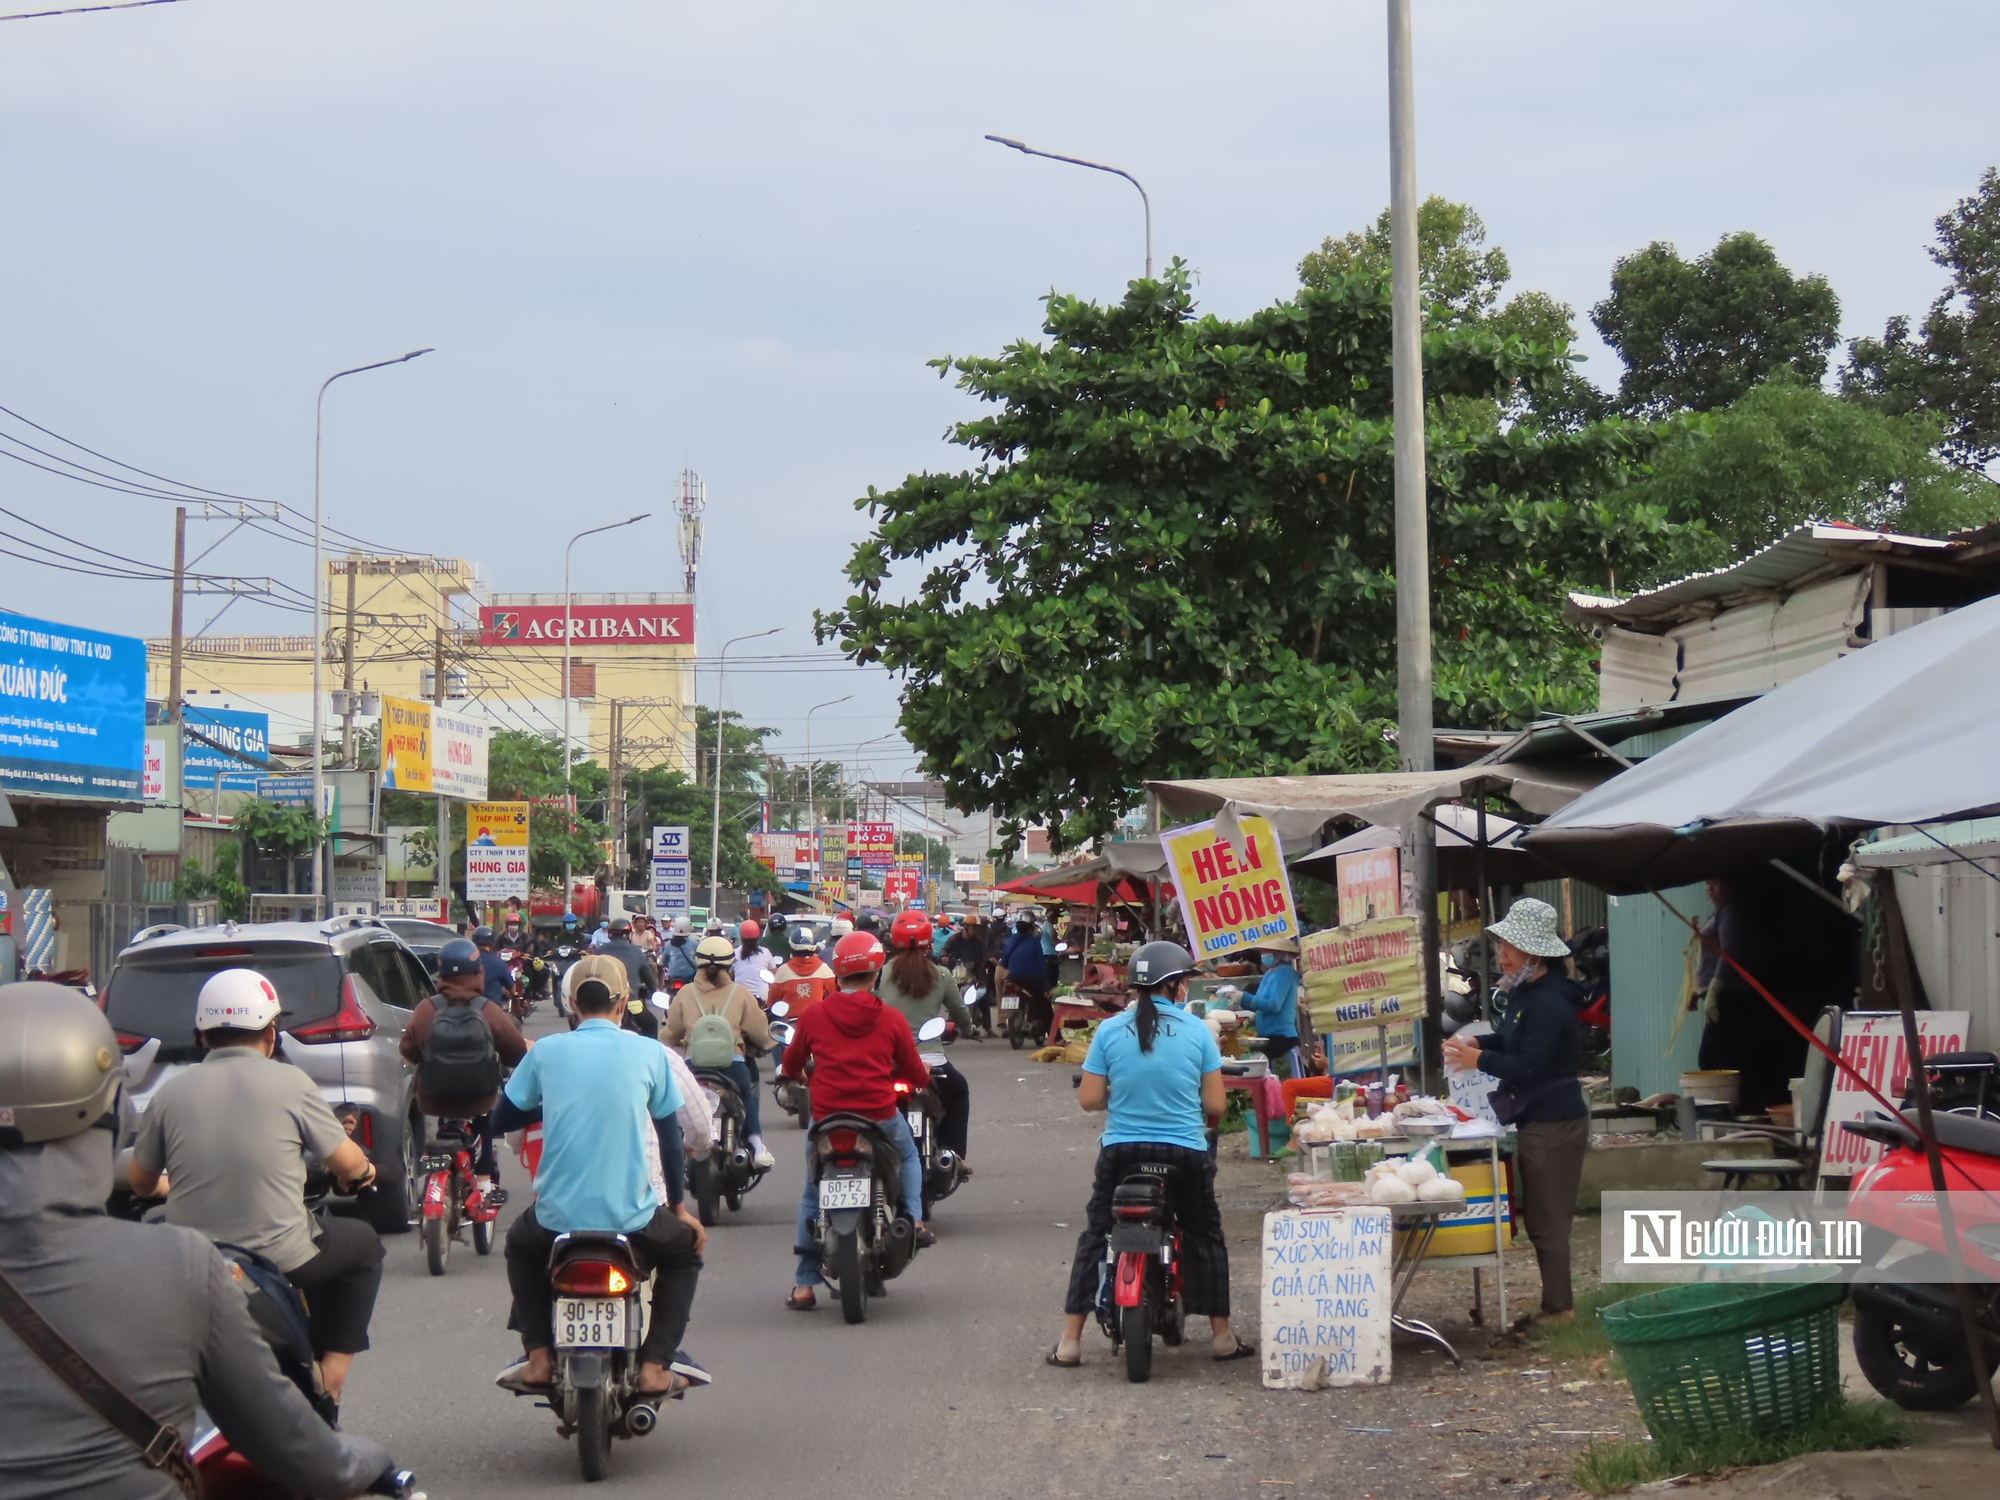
[[182, 705, 271, 793], [0, 609, 147, 800]]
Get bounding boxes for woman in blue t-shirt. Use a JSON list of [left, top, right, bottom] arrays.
[[1047, 941, 1254, 1368]]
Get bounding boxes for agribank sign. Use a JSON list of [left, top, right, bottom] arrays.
[[479, 603, 695, 647]]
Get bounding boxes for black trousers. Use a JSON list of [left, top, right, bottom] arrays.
[[1063, 1143, 1230, 1319], [1515, 1116, 1590, 1314], [287, 1214, 385, 1357], [505, 1204, 702, 1365], [930, 1060, 971, 1157]]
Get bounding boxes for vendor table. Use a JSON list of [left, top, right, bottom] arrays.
[[1221, 1071, 1288, 1158]]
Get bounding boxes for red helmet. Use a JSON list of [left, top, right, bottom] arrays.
[[739, 919, 761, 941], [831, 930, 887, 980], [889, 910, 933, 951]]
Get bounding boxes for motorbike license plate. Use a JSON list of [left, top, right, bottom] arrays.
[[818, 1175, 872, 1211], [554, 1298, 626, 1350], [418, 1151, 456, 1174], [1000, 994, 1019, 1010], [919, 1052, 947, 1066], [906, 1109, 925, 1132]]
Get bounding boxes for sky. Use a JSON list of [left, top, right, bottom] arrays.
[[1, 0, 1995, 788]]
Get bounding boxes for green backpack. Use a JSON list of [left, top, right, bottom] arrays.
[[686, 988, 741, 1068]]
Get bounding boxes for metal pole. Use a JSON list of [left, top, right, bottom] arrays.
[[561, 514, 649, 919], [1386, 0, 1441, 1091], [710, 627, 782, 911], [984, 135, 1153, 279], [340, 560, 359, 767], [804, 694, 853, 835], [434, 625, 449, 923], [313, 347, 431, 912], [167, 507, 187, 868]]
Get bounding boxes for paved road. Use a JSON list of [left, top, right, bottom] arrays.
[[340, 1015, 1288, 1498]]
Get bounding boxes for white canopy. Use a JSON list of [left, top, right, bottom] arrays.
[[1524, 591, 2000, 890]]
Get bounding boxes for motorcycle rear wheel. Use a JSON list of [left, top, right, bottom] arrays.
[[423, 1210, 449, 1277], [1853, 1300, 1991, 1410], [693, 1159, 720, 1228], [1123, 1294, 1154, 1383], [473, 1215, 493, 1256], [834, 1230, 868, 1325], [575, 1383, 611, 1481]]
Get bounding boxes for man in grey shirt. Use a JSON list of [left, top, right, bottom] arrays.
[[0, 981, 394, 1499], [129, 969, 383, 1405]]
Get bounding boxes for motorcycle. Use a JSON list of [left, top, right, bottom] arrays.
[[1094, 1158, 1187, 1383], [998, 975, 1049, 1051], [688, 1064, 769, 1227], [768, 1003, 810, 1128], [805, 1022, 947, 1326], [1904, 1049, 2000, 1123], [902, 1018, 967, 1218], [513, 1230, 663, 1482], [500, 948, 543, 1021], [417, 1117, 502, 1276], [549, 942, 584, 1013], [1840, 1109, 2000, 1409], [1565, 926, 1610, 1055]]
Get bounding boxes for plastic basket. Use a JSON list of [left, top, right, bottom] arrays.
[[1596, 1279, 1846, 1445]]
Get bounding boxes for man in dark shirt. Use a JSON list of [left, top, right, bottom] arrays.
[[598, 917, 662, 1005], [472, 925, 516, 1007]]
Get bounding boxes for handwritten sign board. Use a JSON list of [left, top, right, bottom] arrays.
[[1819, 1009, 1968, 1179], [1445, 1020, 1502, 1124], [1163, 815, 1299, 960], [1261, 1208, 1393, 1389], [1336, 847, 1401, 926], [1301, 916, 1423, 1032]]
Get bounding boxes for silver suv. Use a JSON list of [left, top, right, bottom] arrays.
[[103, 914, 432, 1233]]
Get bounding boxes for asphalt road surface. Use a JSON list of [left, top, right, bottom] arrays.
[[339, 1011, 1585, 1500]]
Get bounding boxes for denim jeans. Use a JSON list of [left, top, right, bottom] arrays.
[[726, 1058, 764, 1139], [792, 1112, 924, 1287]]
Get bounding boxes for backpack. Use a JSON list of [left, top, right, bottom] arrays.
[[419, 998, 502, 1109], [686, 987, 742, 1069]]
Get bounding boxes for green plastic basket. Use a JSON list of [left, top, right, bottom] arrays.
[[1597, 1279, 1847, 1445]]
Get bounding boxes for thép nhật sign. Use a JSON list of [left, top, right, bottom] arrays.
[[380, 696, 432, 793], [1162, 816, 1298, 959], [465, 800, 530, 901]]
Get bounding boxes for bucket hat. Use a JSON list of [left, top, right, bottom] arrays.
[[1485, 897, 1570, 959]]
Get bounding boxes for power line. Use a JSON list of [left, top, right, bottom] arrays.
[[0, 0, 186, 20]]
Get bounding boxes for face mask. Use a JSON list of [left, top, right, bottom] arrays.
[[1260, 953, 1279, 969]]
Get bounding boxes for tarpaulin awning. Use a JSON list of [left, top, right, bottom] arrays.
[[1524, 591, 2000, 891], [996, 860, 1152, 906], [1292, 803, 1555, 887]]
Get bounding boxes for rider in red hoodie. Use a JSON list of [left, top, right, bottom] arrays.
[[781, 930, 932, 1310]]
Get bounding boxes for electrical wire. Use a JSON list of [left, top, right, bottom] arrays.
[[0, 0, 187, 17]]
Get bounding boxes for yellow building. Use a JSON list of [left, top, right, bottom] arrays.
[[147, 554, 697, 777]]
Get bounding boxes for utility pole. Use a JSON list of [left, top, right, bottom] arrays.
[[167, 507, 187, 861], [606, 699, 625, 889], [1387, 0, 1443, 1091], [340, 560, 360, 767], [434, 626, 451, 923]]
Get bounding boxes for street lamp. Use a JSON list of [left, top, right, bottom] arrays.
[[560, 513, 650, 918], [709, 626, 781, 911], [803, 695, 853, 831], [985, 134, 1152, 279], [311, 346, 431, 909]]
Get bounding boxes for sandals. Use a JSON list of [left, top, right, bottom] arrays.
[[495, 1362, 554, 1394], [1045, 1345, 1082, 1368], [785, 1287, 817, 1311], [1212, 1337, 1258, 1363]]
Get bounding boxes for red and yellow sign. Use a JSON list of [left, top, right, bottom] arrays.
[[1162, 816, 1298, 960], [1300, 915, 1423, 1032], [380, 697, 432, 793]]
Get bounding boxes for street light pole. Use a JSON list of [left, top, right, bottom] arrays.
[[561, 514, 650, 920], [709, 627, 782, 912], [984, 135, 1152, 279], [312, 347, 431, 911], [803, 694, 853, 831], [1386, 0, 1441, 1089]]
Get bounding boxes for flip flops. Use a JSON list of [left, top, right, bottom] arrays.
[[1212, 1338, 1258, 1363], [785, 1287, 817, 1311], [494, 1362, 554, 1394], [1045, 1345, 1082, 1368]]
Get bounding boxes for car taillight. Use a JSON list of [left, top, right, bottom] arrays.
[[553, 1261, 632, 1296], [287, 976, 375, 1045], [113, 1030, 149, 1054]]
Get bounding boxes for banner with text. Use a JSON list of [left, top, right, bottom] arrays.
[[1163, 816, 1298, 959], [465, 801, 530, 901], [1300, 916, 1424, 1034], [0, 609, 147, 801], [1819, 1010, 1970, 1178], [380, 697, 432, 793], [650, 825, 691, 923], [849, 820, 896, 876], [431, 708, 489, 799], [1335, 847, 1401, 926]]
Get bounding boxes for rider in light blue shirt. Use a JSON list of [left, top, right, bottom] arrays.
[[1080, 981, 1223, 1154]]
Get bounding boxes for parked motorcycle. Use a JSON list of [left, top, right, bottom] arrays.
[[1840, 1110, 2000, 1409], [806, 1017, 943, 1323], [507, 1230, 663, 1482], [768, 1003, 810, 1128], [1093, 1158, 1187, 1383], [1565, 925, 1610, 1055], [688, 1065, 769, 1227], [417, 1117, 502, 1275], [902, 1017, 967, 1218], [1903, 1049, 2000, 1123]]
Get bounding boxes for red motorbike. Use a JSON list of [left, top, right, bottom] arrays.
[[1841, 1109, 2000, 1408], [1094, 1159, 1188, 1383], [419, 1117, 503, 1276]]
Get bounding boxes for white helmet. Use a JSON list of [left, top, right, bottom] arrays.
[[830, 917, 853, 938], [671, 917, 692, 936], [195, 969, 282, 1032]]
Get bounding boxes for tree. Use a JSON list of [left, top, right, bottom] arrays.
[[817, 259, 1681, 850], [1619, 373, 2000, 570], [1592, 232, 1841, 417], [1844, 167, 2000, 467]]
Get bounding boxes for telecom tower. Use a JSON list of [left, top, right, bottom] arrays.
[[676, 469, 705, 597]]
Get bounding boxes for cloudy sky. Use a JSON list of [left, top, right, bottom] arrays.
[[2, 0, 1995, 780]]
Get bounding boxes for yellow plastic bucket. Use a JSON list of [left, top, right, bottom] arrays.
[[1399, 1160, 1513, 1257]]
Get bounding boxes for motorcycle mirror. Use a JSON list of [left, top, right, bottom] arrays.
[[649, 989, 672, 1011], [916, 1015, 948, 1042], [963, 987, 982, 1005], [1055, 943, 1069, 954], [770, 999, 791, 1018]]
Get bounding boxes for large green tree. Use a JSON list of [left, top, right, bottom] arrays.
[[1592, 231, 1841, 417], [1844, 166, 2000, 467], [817, 259, 1682, 850]]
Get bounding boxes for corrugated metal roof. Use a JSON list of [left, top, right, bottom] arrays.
[[1567, 523, 1950, 629]]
